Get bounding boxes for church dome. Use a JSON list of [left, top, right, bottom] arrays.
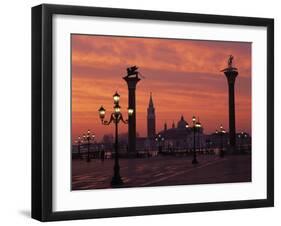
[[177, 115, 188, 129]]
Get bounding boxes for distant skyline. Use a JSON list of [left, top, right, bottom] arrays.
[[71, 34, 251, 142]]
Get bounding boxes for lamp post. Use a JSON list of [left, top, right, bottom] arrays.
[[192, 116, 200, 164], [185, 124, 190, 153], [98, 91, 133, 186], [238, 133, 241, 151], [75, 136, 83, 159], [243, 133, 248, 152], [83, 130, 95, 162], [239, 132, 248, 152], [219, 124, 226, 157], [155, 134, 165, 154], [196, 120, 202, 154]]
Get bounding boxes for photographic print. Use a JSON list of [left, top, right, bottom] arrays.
[[71, 35, 252, 190], [32, 4, 273, 221]]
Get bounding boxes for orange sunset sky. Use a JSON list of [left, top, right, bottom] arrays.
[[71, 34, 251, 143]]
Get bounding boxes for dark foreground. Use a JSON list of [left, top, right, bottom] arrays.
[[72, 154, 251, 190]]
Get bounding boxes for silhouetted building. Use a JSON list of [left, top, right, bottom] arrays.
[[164, 122, 167, 131], [157, 115, 204, 151], [177, 115, 188, 129], [147, 93, 156, 138]]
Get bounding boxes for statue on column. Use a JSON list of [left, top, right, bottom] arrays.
[[228, 55, 234, 68], [126, 66, 139, 78], [221, 55, 237, 72], [123, 66, 141, 154], [126, 65, 145, 79]]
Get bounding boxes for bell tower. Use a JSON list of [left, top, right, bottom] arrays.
[[147, 93, 156, 138]]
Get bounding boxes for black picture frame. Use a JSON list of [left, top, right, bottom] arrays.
[[32, 3, 274, 222]]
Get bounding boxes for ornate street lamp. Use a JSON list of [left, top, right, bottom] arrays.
[[75, 136, 83, 159], [192, 116, 199, 164], [239, 131, 248, 152], [98, 91, 133, 186], [185, 124, 190, 153], [155, 134, 165, 154], [196, 119, 202, 153], [243, 133, 248, 152], [219, 124, 226, 157], [83, 129, 95, 162]]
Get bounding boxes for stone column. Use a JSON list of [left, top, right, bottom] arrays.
[[222, 67, 238, 152], [123, 76, 141, 154]]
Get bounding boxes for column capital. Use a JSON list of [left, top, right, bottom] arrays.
[[222, 68, 239, 84], [123, 76, 141, 89]]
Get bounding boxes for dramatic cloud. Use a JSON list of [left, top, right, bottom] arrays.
[[71, 34, 251, 142]]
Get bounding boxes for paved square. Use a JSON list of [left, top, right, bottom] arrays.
[[72, 154, 251, 190]]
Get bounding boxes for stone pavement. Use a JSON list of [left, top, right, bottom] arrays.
[[72, 154, 251, 190]]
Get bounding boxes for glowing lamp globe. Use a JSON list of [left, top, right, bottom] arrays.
[[114, 103, 121, 114], [128, 108, 134, 116], [113, 91, 120, 103], [98, 106, 106, 119]]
